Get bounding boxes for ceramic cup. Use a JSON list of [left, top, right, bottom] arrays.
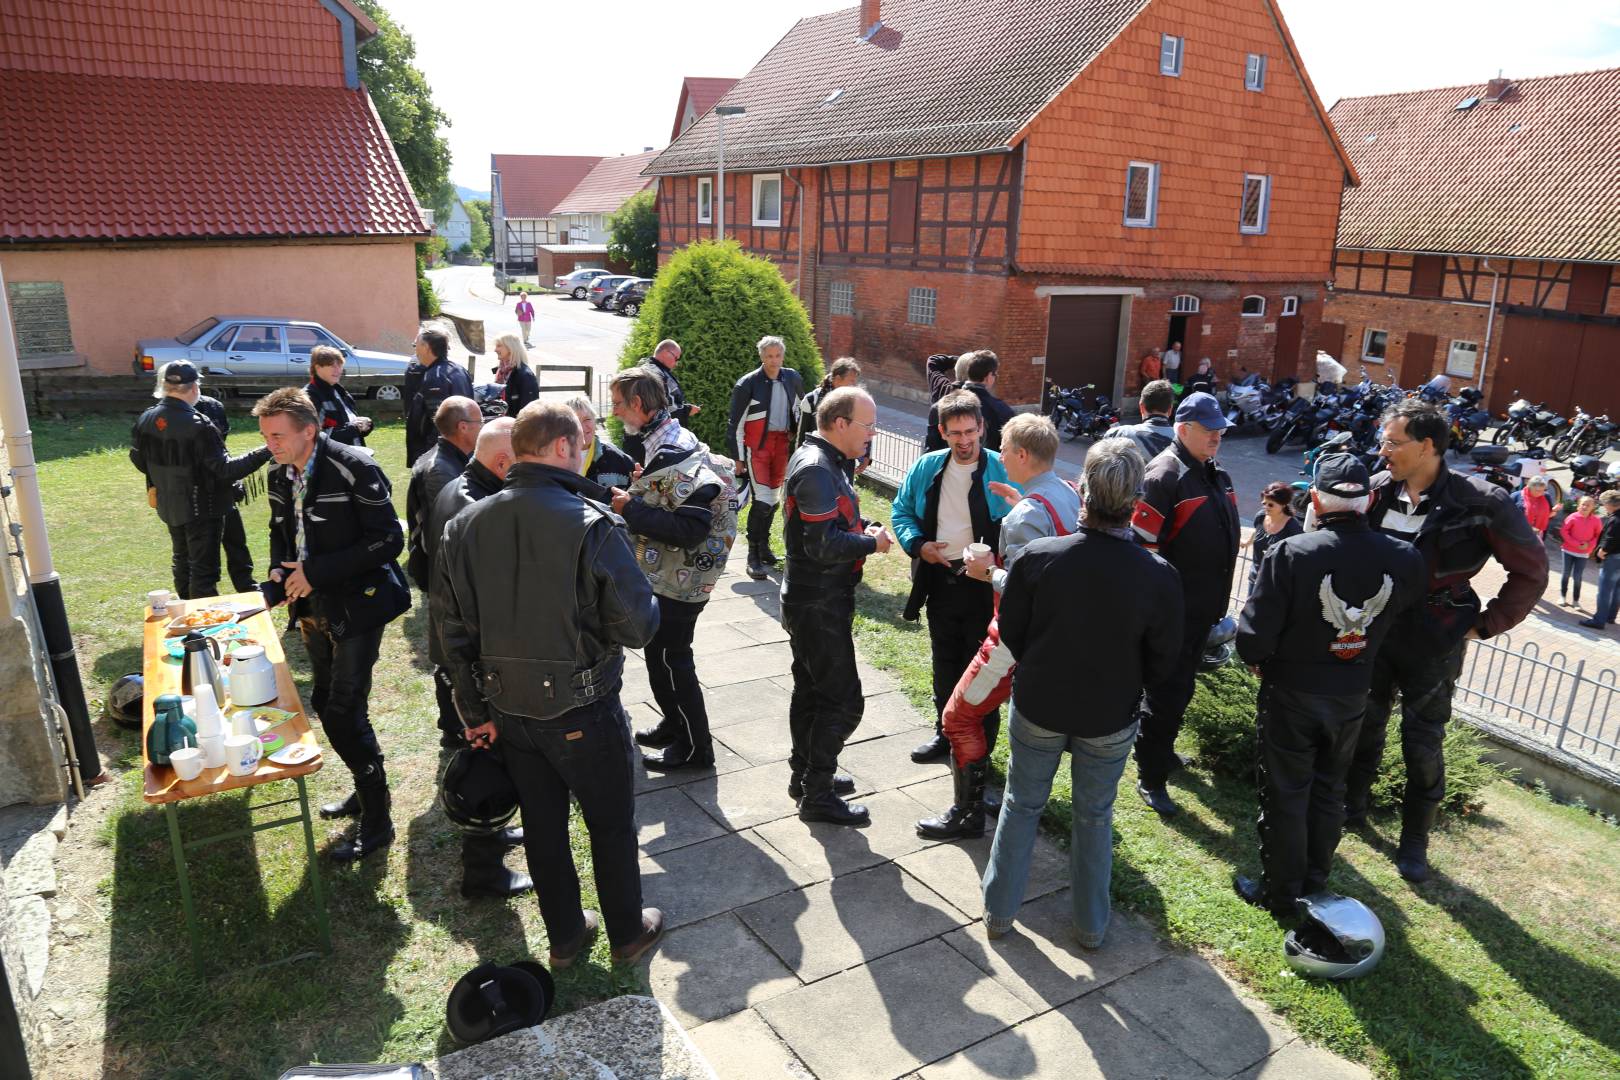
[[965, 542, 992, 561], [148, 589, 171, 617], [224, 734, 262, 776], [170, 746, 204, 781], [198, 733, 227, 770]]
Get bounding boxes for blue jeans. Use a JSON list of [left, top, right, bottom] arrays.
[[1595, 556, 1620, 626], [982, 706, 1138, 947], [1560, 552, 1588, 603]]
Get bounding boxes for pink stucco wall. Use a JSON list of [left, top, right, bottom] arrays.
[[1, 239, 420, 375]]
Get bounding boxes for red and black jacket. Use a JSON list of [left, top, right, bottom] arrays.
[[1131, 439, 1240, 626], [782, 435, 875, 595], [727, 365, 805, 458]]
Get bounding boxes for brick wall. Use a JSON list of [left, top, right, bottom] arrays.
[[1323, 292, 1493, 395]]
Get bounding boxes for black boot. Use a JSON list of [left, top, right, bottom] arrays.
[[319, 791, 359, 820], [979, 715, 1003, 813], [757, 504, 780, 567], [634, 721, 679, 749], [745, 512, 768, 581], [916, 756, 987, 840], [799, 786, 870, 826], [788, 770, 855, 801], [911, 725, 951, 764], [460, 832, 534, 899], [330, 763, 393, 863], [1395, 801, 1439, 883]]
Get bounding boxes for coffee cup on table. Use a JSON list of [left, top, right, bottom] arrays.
[[198, 733, 227, 770], [170, 746, 204, 781], [224, 734, 261, 776], [148, 589, 171, 617]]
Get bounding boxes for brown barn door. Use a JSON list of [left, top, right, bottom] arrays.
[[1273, 311, 1303, 381], [1492, 315, 1583, 414], [1402, 332, 1438, 386], [1045, 296, 1121, 397], [1569, 322, 1620, 415], [1317, 322, 1345, 365]]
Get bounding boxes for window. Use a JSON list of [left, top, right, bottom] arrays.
[[1410, 254, 1444, 298], [889, 177, 919, 246], [1171, 294, 1200, 314], [830, 281, 855, 315], [230, 324, 284, 353], [1245, 53, 1267, 91], [1124, 162, 1159, 227], [752, 174, 782, 226], [1240, 174, 1270, 234], [907, 286, 937, 325], [285, 326, 327, 355], [1362, 328, 1389, 362], [4, 281, 73, 358], [697, 177, 713, 224], [1280, 295, 1299, 316], [1159, 34, 1183, 76], [1446, 339, 1480, 378], [1241, 295, 1266, 317]]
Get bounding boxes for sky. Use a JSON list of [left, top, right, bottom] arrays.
[[376, 0, 1620, 192]]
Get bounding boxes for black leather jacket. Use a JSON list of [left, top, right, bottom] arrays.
[[782, 435, 877, 596], [433, 463, 660, 728], [925, 383, 1015, 452], [645, 358, 694, 425], [407, 438, 471, 590], [503, 365, 540, 414], [424, 459, 505, 666], [306, 378, 367, 446], [405, 358, 474, 465], [130, 397, 271, 526], [1132, 439, 1240, 627]]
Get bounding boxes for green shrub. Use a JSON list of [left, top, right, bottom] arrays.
[[617, 240, 822, 451], [1181, 664, 1506, 817]]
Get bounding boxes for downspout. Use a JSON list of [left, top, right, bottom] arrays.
[[1478, 258, 1503, 397], [790, 168, 806, 296]]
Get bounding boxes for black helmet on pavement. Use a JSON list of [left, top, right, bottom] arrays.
[[445, 960, 554, 1046], [439, 746, 519, 835], [105, 674, 144, 730], [1284, 892, 1386, 980], [1199, 617, 1238, 672]]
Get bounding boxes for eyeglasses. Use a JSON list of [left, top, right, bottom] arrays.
[[848, 418, 878, 432], [1379, 435, 1414, 450]]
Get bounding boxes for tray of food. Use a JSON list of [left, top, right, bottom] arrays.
[[163, 623, 253, 659], [164, 606, 237, 637]]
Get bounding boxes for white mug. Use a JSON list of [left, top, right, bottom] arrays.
[[148, 589, 171, 617], [170, 746, 204, 781], [224, 734, 262, 776], [198, 733, 227, 769]]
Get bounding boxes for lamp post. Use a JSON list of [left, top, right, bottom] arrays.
[[714, 104, 745, 241]]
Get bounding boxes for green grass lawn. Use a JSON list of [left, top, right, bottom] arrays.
[[848, 481, 1620, 1080]]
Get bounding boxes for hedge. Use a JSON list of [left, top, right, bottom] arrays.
[[616, 240, 822, 451]]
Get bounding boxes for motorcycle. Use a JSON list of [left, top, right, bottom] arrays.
[[1567, 454, 1620, 502], [1466, 444, 1564, 506], [1550, 407, 1618, 462], [1492, 394, 1566, 450], [1445, 387, 1491, 457], [1265, 395, 1321, 454], [1047, 381, 1119, 442]]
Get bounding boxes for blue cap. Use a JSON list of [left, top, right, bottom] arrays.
[[1174, 391, 1229, 430]]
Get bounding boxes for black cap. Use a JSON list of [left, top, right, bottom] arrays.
[[162, 360, 200, 386], [1314, 453, 1370, 499]]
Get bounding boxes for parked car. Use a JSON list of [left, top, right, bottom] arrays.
[[588, 275, 635, 309], [133, 316, 411, 399], [611, 278, 653, 317], [554, 267, 612, 299]]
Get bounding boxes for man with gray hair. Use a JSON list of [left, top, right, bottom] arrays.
[[982, 437, 1183, 947], [1234, 454, 1425, 915], [728, 334, 805, 578]]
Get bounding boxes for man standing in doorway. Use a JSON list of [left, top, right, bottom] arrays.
[[1163, 340, 1183, 385], [728, 335, 805, 580]]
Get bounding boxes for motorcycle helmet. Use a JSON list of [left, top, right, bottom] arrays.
[[104, 673, 144, 730], [439, 746, 520, 835], [1284, 892, 1385, 980], [1606, 461, 1620, 483], [1199, 617, 1238, 672], [445, 961, 553, 1046]]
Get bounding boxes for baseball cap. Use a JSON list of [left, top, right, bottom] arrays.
[[1314, 453, 1371, 498], [1174, 391, 1229, 430], [162, 360, 200, 386]]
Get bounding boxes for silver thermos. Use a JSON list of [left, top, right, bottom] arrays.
[[179, 632, 228, 706]]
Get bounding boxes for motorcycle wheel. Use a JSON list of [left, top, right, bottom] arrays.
[[1452, 426, 1480, 456], [1059, 414, 1083, 442], [1491, 424, 1513, 446], [1265, 422, 1291, 455], [1550, 434, 1575, 462], [1545, 478, 1564, 507]]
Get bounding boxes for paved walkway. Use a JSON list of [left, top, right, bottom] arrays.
[[627, 565, 1368, 1080]]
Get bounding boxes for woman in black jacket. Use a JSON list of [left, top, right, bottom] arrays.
[[306, 345, 373, 446], [495, 333, 540, 415]]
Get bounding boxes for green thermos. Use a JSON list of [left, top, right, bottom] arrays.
[[145, 693, 197, 766]]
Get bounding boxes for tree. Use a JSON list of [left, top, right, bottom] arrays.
[[467, 198, 494, 259], [608, 189, 660, 278], [618, 240, 822, 451], [353, 0, 453, 218]]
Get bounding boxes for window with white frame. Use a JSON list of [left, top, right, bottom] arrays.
[[908, 286, 937, 325], [1241, 295, 1266, 317], [752, 174, 782, 226], [1446, 339, 1480, 377], [1363, 328, 1389, 362], [830, 281, 854, 315], [1171, 294, 1200, 314], [1160, 34, 1183, 76], [1245, 53, 1267, 91], [1280, 295, 1299, 316], [697, 177, 713, 224], [1125, 162, 1159, 227], [1240, 174, 1270, 234]]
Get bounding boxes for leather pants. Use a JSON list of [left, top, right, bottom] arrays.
[[782, 586, 864, 794]]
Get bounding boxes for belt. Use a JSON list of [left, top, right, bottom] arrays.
[[571, 651, 623, 705]]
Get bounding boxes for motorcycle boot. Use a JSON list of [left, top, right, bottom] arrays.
[[319, 790, 359, 820], [1395, 800, 1439, 883], [460, 832, 534, 899], [915, 756, 987, 840], [331, 760, 394, 863]]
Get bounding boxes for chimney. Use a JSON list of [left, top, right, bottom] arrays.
[[860, 0, 881, 35], [1486, 74, 1513, 101]]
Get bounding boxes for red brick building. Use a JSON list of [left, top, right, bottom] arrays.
[[1324, 70, 1620, 415], [644, 0, 1355, 405]]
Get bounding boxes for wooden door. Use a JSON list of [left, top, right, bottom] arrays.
[[1492, 315, 1583, 413], [1318, 322, 1345, 364], [1273, 313, 1302, 380], [1045, 296, 1121, 395], [1402, 332, 1438, 386]]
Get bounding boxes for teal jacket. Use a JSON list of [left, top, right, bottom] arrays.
[[892, 449, 1012, 558]]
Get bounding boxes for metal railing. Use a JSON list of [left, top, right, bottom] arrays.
[[863, 426, 925, 489]]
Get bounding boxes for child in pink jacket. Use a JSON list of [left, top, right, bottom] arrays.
[[1560, 496, 1603, 607]]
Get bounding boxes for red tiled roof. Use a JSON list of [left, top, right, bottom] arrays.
[[549, 152, 660, 215], [647, 0, 1156, 174], [671, 77, 740, 141], [1331, 68, 1620, 263], [0, 71, 427, 241], [491, 154, 603, 219]]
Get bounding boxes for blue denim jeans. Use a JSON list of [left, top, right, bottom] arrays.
[[982, 706, 1138, 947], [1594, 556, 1620, 626]]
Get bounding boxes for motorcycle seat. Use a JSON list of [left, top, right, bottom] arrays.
[[1570, 455, 1603, 477], [1469, 444, 1512, 465]]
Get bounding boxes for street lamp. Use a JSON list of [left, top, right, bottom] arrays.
[[714, 105, 745, 241]]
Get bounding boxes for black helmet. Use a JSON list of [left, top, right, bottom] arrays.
[[1284, 892, 1386, 980], [105, 674, 144, 730], [1199, 617, 1238, 672], [445, 961, 553, 1046], [439, 747, 519, 835]]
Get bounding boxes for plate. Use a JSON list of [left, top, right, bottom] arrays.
[[233, 706, 296, 728], [268, 742, 320, 766], [164, 623, 248, 659], [165, 607, 236, 636]]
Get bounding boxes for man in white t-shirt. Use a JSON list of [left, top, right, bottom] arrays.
[[1163, 340, 1183, 384], [892, 391, 1013, 763]]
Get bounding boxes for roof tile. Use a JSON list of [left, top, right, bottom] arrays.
[[491, 154, 603, 219], [549, 151, 660, 215]]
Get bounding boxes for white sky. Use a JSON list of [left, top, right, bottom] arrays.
[[375, 0, 1620, 191]]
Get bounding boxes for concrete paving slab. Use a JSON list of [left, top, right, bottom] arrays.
[[640, 831, 817, 930], [681, 761, 815, 832], [731, 615, 790, 645], [892, 834, 1068, 920], [632, 738, 750, 796], [703, 594, 781, 625], [755, 939, 1035, 1080], [621, 661, 655, 708], [649, 913, 802, 1029], [712, 575, 780, 599], [737, 862, 969, 983], [697, 641, 795, 688], [702, 678, 792, 730], [838, 733, 960, 793], [689, 1008, 813, 1080], [918, 993, 1215, 1080], [941, 893, 1168, 1010], [1102, 955, 1295, 1079], [713, 715, 792, 767], [900, 774, 955, 811], [847, 692, 934, 742], [1235, 1038, 1372, 1080], [752, 789, 942, 880], [637, 787, 728, 857], [689, 620, 766, 659]]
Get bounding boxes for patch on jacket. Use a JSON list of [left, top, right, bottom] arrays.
[[1320, 574, 1394, 661]]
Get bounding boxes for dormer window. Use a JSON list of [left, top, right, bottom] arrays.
[[1160, 34, 1183, 77]]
